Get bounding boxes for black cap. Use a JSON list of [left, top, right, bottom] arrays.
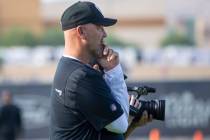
[[61, 1, 117, 31]]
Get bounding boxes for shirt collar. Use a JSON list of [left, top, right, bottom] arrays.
[[63, 54, 80, 61], [63, 54, 94, 68]]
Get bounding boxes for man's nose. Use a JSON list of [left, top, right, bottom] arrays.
[[102, 28, 107, 38]]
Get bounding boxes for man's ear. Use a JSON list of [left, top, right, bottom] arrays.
[[76, 26, 86, 40]]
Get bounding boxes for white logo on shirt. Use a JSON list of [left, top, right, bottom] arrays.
[[55, 88, 62, 96], [110, 104, 117, 111]]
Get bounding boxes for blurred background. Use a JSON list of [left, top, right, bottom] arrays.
[[0, 0, 210, 139]]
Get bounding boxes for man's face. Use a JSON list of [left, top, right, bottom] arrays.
[[83, 24, 107, 59]]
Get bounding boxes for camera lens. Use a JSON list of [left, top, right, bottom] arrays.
[[140, 100, 165, 121]]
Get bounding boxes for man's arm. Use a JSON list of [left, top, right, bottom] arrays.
[[97, 46, 129, 133], [97, 46, 152, 135], [104, 64, 129, 133]]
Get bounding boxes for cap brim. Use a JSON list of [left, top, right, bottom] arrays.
[[95, 18, 117, 26]]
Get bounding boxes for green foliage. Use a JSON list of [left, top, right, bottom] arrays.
[[0, 27, 64, 47], [0, 27, 38, 47], [0, 57, 3, 69], [105, 34, 126, 47], [40, 27, 64, 46], [0, 27, 136, 48], [105, 34, 138, 48], [161, 30, 195, 47]]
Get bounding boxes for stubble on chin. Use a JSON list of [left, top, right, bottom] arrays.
[[89, 49, 101, 65], [98, 44, 105, 57], [94, 44, 104, 58], [89, 44, 105, 64]]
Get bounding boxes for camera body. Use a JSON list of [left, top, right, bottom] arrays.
[[128, 86, 165, 121]]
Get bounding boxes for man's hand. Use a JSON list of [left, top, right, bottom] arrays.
[[97, 46, 119, 71], [124, 95, 153, 139], [132, 110, 153, 127], [129, 95, 153, 127]]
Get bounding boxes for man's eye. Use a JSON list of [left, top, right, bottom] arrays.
[[97, 26, 103, 31], [96, 25, 102, 29]]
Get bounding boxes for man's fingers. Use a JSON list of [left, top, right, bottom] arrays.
[[143, 111, 148, 121], [137, 101, 142, 109], [102, 47, 118, 62], [133, 111, 153, 127], [142, 111, 153, 123], [134, 100, 139, 108], [93, 64, 100, 71], [107, 49, 113, 61], [98, 46, 119, 71], [142, 111, 148, 124], [108, 52, 118, 62], [130, 95, 135, 106], [103, 46, 109, 55]]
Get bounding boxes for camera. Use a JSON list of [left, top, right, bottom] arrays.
[[128, 86, 165, 121]]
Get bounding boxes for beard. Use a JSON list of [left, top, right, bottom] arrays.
[[96, 44, 105, 58], [87, 44, 104, 67], [89, 43, 104, 59]]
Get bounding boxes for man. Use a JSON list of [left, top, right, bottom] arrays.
[[50, 1, 151, 140], [0, 90, 22, 140]]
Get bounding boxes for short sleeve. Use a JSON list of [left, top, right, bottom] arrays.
[[74, 69, 123, 131]]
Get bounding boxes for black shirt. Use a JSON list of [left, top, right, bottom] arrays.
[[0, 104, 22, 139], [50, 57, 125, 140]]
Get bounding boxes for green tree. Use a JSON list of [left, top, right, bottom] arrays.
[[105, 34, 138, 48], [0, 27, 38, 47], [105, 34, 126, 46], [161, 30, 195, 47], [40, 27, 64, 46]]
